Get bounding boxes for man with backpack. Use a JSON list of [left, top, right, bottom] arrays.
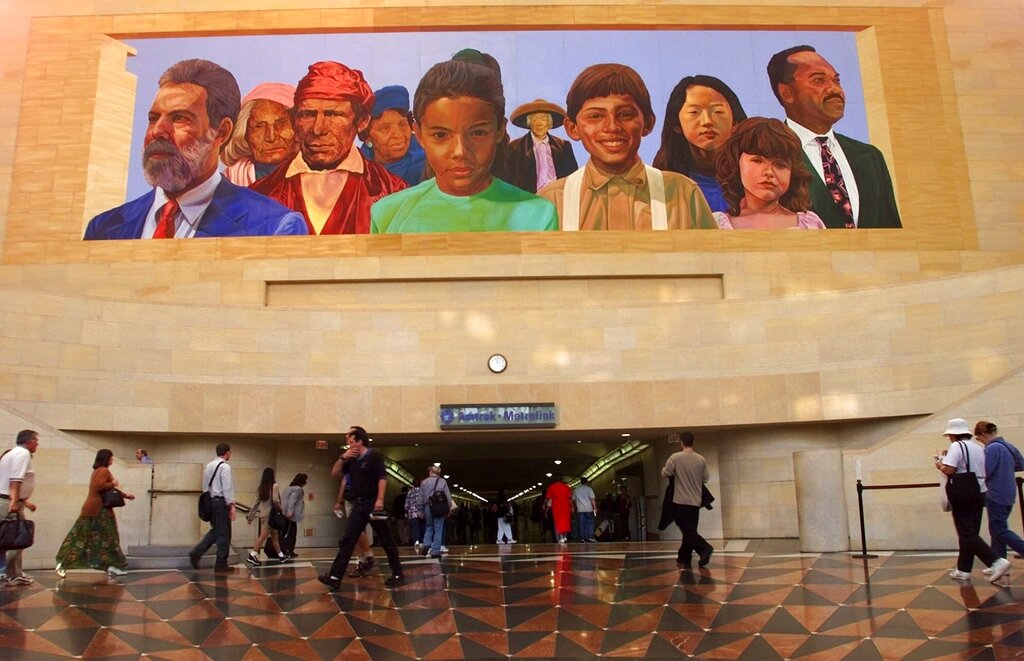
[[189, 443, 235, 574]]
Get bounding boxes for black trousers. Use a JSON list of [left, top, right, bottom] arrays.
[[951, 494, 997, 572], [672, 503, 712, 562], [328, 498, 402, 580], [192, 497, 232, 568], [279, 520, 298, 556]]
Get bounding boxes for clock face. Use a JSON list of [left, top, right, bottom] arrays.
[[488, 354, 507, 373]]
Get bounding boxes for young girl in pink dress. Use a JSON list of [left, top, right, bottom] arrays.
[[713, 117, 825, 230]]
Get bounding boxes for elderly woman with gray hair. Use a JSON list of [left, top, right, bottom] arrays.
[[222, 82, 296, 186]]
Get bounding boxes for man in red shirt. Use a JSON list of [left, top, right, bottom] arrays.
[[252, 62, 407, 234]]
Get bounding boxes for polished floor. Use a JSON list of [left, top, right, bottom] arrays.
[[1, 540, 1023, 660]]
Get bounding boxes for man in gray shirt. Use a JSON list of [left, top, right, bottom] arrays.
[[661, 431, 713, 568], [573, 477, 598, 542], [189, 443, 236, 573]]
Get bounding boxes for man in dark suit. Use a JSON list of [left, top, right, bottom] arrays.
[[503, 99, 578, 193], [85, 59, 307, 240], [768, 45, 901, 228]]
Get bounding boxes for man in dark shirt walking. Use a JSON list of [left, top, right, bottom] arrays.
[[319, 426, 404, 590]]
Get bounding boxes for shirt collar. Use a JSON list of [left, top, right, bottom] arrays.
[[585, 157, 646, 189], [531, 133, 550, 146], [156, 170, 221, 227], [785, 118, 837, 147], [286, 143, 365, 178]]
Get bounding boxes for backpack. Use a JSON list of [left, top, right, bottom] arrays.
[[428, 479, 450, 517]]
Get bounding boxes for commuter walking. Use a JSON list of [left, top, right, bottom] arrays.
[[188, 443, 236, 573], [662, 431, 714, 568], [55, 449, 135, 578], [246, 467, 287, 566], [280, 473, 307, 558], [0, 430, 40, 586]]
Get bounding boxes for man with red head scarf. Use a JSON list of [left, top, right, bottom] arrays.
[[252, 62, 407, 234]]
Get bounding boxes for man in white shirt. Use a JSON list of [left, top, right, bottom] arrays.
[[0, 430, 40, 585], [84, 59, 307, 240], [572, 477, 598, 543], [767, 45, 901, 228], [189, 443, 236, 573]]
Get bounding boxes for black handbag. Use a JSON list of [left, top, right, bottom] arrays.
[[102, 488, 126, 508], [0, 512, 34, 550], [198, 462, 225, 522], [428, 479, 450, 517], [945, 441, 982, 506], [269, 507, 288, 531]]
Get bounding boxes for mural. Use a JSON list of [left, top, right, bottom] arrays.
[[83, 29, 901, 240]]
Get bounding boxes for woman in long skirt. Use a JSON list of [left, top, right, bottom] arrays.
[[55, 449, 135, 578]]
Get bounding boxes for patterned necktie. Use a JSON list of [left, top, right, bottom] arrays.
[[153, 199, 179, 239], [816, 136, 854, 228]]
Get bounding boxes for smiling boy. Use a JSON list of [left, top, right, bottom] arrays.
[[538, 64, 716, 231]]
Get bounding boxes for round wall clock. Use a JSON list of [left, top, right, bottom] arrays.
[[488, 354, 507, 373]]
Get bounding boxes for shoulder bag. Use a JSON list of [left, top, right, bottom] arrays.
[[197, 462, 225, 522], [102, 487, 126, 508], [945, 441, 982, 506], [0, 512, 34, 550], [428, 479, 451, 517], [269, 506, 288, 531]]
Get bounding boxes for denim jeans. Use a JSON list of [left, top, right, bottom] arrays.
[[577, 512, 595, 540], [423, 509, 445, 555], [986, 498, 1024, 558]]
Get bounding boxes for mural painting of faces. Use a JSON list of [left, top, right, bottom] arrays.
[[94, 30, 896, 240]]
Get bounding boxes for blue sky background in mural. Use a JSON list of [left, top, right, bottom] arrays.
[[124, 30, 864, 200]]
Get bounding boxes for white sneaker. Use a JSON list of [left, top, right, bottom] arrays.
[[440, 546, 449, 553], [982, 567, 994, 576], [508, 539, 517, 543], [989, 557, 1012, 583], [949, 569, 972, 580], [7, 574, 33, 585], [55, 563, 66, 578], [107, 566, 127, 577]]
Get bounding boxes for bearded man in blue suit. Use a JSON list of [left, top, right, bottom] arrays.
[[85, 59, 307, 240]]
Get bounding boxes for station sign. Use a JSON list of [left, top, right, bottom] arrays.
[[439, 403, 557, 429]]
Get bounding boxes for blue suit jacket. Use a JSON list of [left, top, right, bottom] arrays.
[[84, 179, 308, 240]]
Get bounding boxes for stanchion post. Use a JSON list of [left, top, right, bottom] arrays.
[[1017, 477, 1024, 559], [851, 479, 878, 559]]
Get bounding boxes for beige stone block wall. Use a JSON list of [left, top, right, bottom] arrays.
[[0, 0, 1021, 556]]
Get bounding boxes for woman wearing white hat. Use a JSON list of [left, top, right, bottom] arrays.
[[935, 418, 1011, 583]]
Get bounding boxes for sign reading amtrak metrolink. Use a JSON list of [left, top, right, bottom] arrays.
[[439, 403, 557, 429]]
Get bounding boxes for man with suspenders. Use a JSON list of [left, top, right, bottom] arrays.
[[539, 63, 716, 232]]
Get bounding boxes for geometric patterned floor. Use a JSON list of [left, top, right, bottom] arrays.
[[1, 539, 1023, 660]]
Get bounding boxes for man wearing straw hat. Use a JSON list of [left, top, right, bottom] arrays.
[[503, 98, 578, 193]]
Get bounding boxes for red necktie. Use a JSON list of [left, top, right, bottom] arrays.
[[153, 199, 179, 239], [816, 137, 854, 228]]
